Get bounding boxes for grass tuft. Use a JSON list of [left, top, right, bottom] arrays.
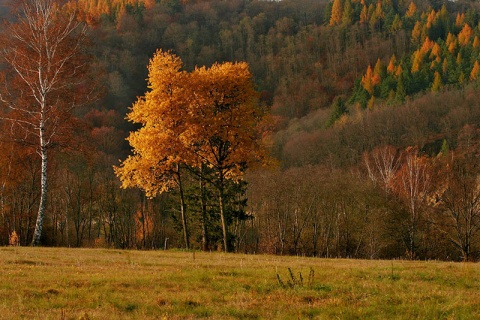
[[277, 267, 317, 289]]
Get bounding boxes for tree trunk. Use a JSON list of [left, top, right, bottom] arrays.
[[177, 166, 189, 250], [32, 144, 47, 246], [219, 187, 228, 253], [200, 167, 208, 251]]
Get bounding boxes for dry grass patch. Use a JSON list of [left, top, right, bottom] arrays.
[[0, 247, 479, 319]]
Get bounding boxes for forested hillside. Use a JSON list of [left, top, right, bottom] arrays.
[[2, 0, 480, 261]]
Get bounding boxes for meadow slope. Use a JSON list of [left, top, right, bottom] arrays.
[[0, 247, 479, 319]]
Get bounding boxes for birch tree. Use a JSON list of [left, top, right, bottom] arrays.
[[0, 0, 93, 246], [392, 147, 430, 259]]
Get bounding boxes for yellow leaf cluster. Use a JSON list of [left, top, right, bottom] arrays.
[[115, 50, 268, 196]]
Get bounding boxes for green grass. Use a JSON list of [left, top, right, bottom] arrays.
[[0, 247, 479, 319]]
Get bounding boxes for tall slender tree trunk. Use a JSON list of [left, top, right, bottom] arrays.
[[218, 170, 228, 253], [32, 120, 47, 246], [200, 166, 208, 251], [177, 165, 189, 250], [219, 189, 228, 252]]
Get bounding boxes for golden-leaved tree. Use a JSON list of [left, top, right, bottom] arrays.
[[115, 50, 269, 252]]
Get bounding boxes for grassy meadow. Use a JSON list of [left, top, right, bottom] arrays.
[[0, 247, 479, 319]]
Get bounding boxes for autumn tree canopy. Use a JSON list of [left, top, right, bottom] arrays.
[[115, 49, 269, 252]]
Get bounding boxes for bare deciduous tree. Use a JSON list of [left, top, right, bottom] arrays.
[[0, 0, 94, 245]]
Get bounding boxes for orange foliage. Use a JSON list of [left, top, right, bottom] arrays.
[[446, 33, 457, 54], [426, 9, 436, 28], [361, 65, 375, 95], [411, 21, 422, 44], [470, 61, 480, 80], [360, 5, 368, 24], [429, 43, 441, 60], [329, 0, 343, 26], [455, 13, 465, 27], [395, 65, 403, 77], [387, 55, 396, 74], [70, 0, 148, 25], [420, 37, 434, 54], [115, 50, 269, 196], [411, 50, 423, 73], [406, 1, 417, 18], [458, 24, 473, 47], [473, 36, 480, 49], [373, 58, 382, 82]]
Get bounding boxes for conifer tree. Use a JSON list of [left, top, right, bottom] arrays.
[[432, 71, 442, 92], [387, 55, 397, 74], [329, 0, 343, 26], [406, 1, 417, 18], [342, 0, 353, 26], [470, 61, 480, 80]]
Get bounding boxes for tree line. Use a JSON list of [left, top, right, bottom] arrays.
[[1, 0, 480, 260]]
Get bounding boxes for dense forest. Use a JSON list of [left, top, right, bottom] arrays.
[[2, 0, 480, 261]]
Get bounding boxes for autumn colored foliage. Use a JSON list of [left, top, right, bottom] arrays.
[[2, 0, 480, 260], [115, 50, 269, 252]]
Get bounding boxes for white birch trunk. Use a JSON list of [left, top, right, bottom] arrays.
[[31, 115, 47, 246]]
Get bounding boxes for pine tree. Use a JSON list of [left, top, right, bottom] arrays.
[[327, 97, 348, 127]]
